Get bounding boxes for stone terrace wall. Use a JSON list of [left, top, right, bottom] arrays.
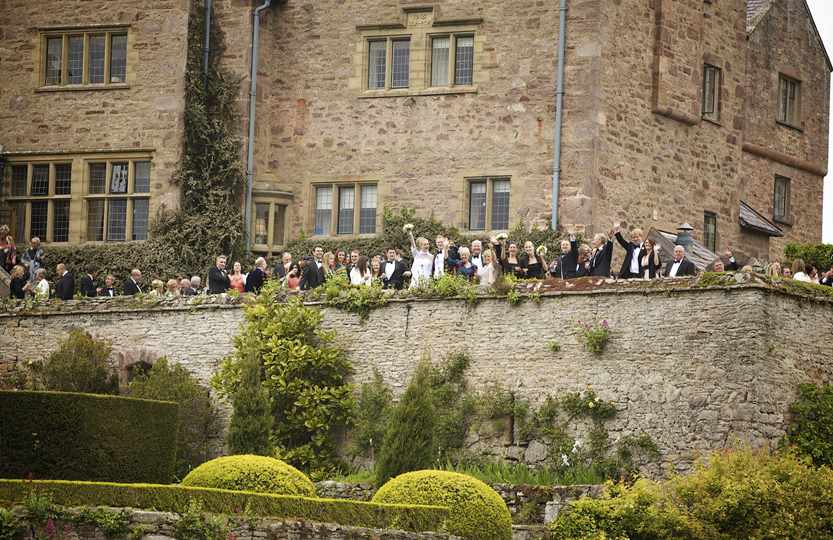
[[2, 282, 832, 472]]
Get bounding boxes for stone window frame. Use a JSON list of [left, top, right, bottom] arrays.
[[308, 181, 381, 239], [83, 157, 152, 243], [464, 176, 512, 233], [36, 25, 131, 92], [2, 160, 74, 244], [773, 175, 792, 226], [252, 192, 292, 255], [701, 63, 721, 124], [427, 33, 476, 89], [703, 211, 717, 253], [353, 8, 484, 98], [776, 73, 802, 130]]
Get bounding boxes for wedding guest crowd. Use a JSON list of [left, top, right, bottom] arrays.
[[4, 218, 832, 302]]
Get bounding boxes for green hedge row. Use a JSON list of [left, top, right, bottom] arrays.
[[0, 480, 449, 533], [0, 391, 178, 484]]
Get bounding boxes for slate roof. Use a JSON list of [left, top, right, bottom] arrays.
[[647, 229, 719, 271], [739, 201, 784, 237]]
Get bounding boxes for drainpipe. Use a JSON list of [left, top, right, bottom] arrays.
[[551, 0, 568, 230], [244, 0, 272, 248], [202, 0, 213, 89]]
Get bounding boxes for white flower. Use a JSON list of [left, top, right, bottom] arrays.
[[495, 233, 508, 241], [588, 401, 595, 408], [403, 223, 414, 232], [536, 245, 548, 256], [561, 453, 571, 467]]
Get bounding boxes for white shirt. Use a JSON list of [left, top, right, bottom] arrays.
[[471, 253, 483, 269], [669, 260, 682, 277], [410, 248, 434, 288], [629, 243, 642, 275], [433, 250, 445, 278], [349, 267, 372, 286], [793, 272, 813, 283], [384, 261, 396, 279], [34, 279, 50, 300], [477, 263, 497, 287]]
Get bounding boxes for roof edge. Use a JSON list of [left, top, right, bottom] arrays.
[[748, 0, 832, 72]]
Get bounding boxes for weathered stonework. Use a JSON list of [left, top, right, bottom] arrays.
[[0, 0, 828, 261], [2, 282, 831, 473]]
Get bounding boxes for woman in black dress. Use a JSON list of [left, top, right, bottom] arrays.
[[639, 239, 662, 279], [501, 241, 525, 278], [520, 241, 547, 279]]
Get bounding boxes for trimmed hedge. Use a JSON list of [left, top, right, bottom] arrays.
[[372, 470, 512, 540], [182, 455, 315, 497], [0, 391, 178, 484], [0, 480, 449, 533]]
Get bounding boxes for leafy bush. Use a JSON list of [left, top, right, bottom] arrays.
[[212, 286, 354, 475], [181, 455, 316, 497], [551, 449, 833, 539], [306, 273, 389, 320], [128, 358, 221, 479], [350, 369, 393, 460], [784, 383, 833, 467], [174, 499, 229, 540], [576, 320, 610, 354], [373, 470, 512, 540], [41, 330, 119, 395], [0, 479, 449, 533], [227, 347, 273, 456], [0, 508, 20, 540], [0, 391, 178, 483], [75, 507, 132, 537], [784, 242, 833, 272], [376, 362, 436, 485]]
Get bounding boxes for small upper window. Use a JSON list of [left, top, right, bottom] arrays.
[[703, 212, 717, 253], [41, 30, 128, 88], [367, 38, 410, 90], [467, 177, 510, 231], [313, 183, 379, 236], [774, 175, 791, 223], [702, 64, 721, 122], [777, 75, 801, 127], [431, 34, 475, 87]]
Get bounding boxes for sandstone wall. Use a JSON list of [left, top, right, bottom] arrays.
[[3, 283, 832, 472]]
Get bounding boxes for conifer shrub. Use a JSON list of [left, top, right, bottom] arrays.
[[373, 470, 512, 540], [127, 358, 220, 479], [41, 330, 119, 395], [375, 362, 436, 485], [226, 348, 273, 456], [181, 455, 315, 497]]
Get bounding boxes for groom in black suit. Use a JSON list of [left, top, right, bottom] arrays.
[[665, 245, 697, 277], [381, 248, 406, 289], [300, 246, 326, 290]]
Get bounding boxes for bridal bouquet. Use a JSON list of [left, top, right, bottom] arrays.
[[403, 223, 414, 232]]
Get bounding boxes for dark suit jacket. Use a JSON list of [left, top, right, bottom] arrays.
[[550, 239, 580, 279], [615, 232, 642, 279], [54, 272, 75, 300], [381, 260, 407, 289], [123, 278, 142, 296], [664, 258, 697, 278], [589, 240, 614, 277], [101, 287, 116, 298], [80, 275, 97, 297], [274, 263, 291, 280], [300, 260, 326, 290], [208, 266, 230, 294], [245, 268, 266, 293]]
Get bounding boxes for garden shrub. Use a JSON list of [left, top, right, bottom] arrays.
[[41, 329, 119, 395], [226, 347, 273, 456], [181, 455, 315, 497], [375, 362, 436, 485], [127, 358, 221, 479], [212, 290, 354, 475], [784, 242, 833, 272], [0, 391, 177, 483], [174, 499, 230, 540], [372, 470, 512, 540], [551, 449, 833, 539], [0, 479, 449, 533], [350, 369, 393, 460], [784, 383, 833, 467], [0, 508, 20, 540]]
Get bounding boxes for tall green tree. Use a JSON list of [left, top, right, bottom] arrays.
[[227, 348, 273, 456]]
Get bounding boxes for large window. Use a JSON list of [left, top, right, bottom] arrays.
[[367, 38, 411, 90], [774, 175, 791, 223], [702, 64, 721, 122], [252, 200, 288, 253], [40, 29, 128, 88], [85, 160, 150, 242], [777, 75, 801, 127], [703, 212, 717, 253], [467, 177, 510, 231], [313, 183, 379, 236], [4, 162, 73, 244], [431, 34, 474, 87]]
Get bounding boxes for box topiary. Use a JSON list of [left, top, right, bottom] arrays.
[[0, 391, 177, 483], [372, 470, 512, 540], [181, 455, 315, 497]]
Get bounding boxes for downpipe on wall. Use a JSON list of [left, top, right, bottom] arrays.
[[551, 0, 568, 230]]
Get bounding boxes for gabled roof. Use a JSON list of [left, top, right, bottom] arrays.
[[747, 0, 832, 71], [648, 229, 719, 271], [739, 201, 784, 237]]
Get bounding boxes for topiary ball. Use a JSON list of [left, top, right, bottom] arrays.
[[181, 455, 315, 497], [372, 470, 511, 540]]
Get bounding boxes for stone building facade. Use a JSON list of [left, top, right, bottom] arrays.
[[0, 0, 829, 261]]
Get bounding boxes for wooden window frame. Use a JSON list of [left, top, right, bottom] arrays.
[[465, 176, 511, 232], [773, 175, 792, 225], [251, 198, 290, 255], [83, 158, 151, 243], [428, 33, 475, 89], [310, 182, 380, 238], [776, 74, 802, 129], [701, 64, 721, 123], [39, 27, 129, 90], [2, 161, 73, 244], [703, 211, 717, 253]]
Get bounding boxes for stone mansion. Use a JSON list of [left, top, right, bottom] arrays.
[[0, 0, 829, 261]]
